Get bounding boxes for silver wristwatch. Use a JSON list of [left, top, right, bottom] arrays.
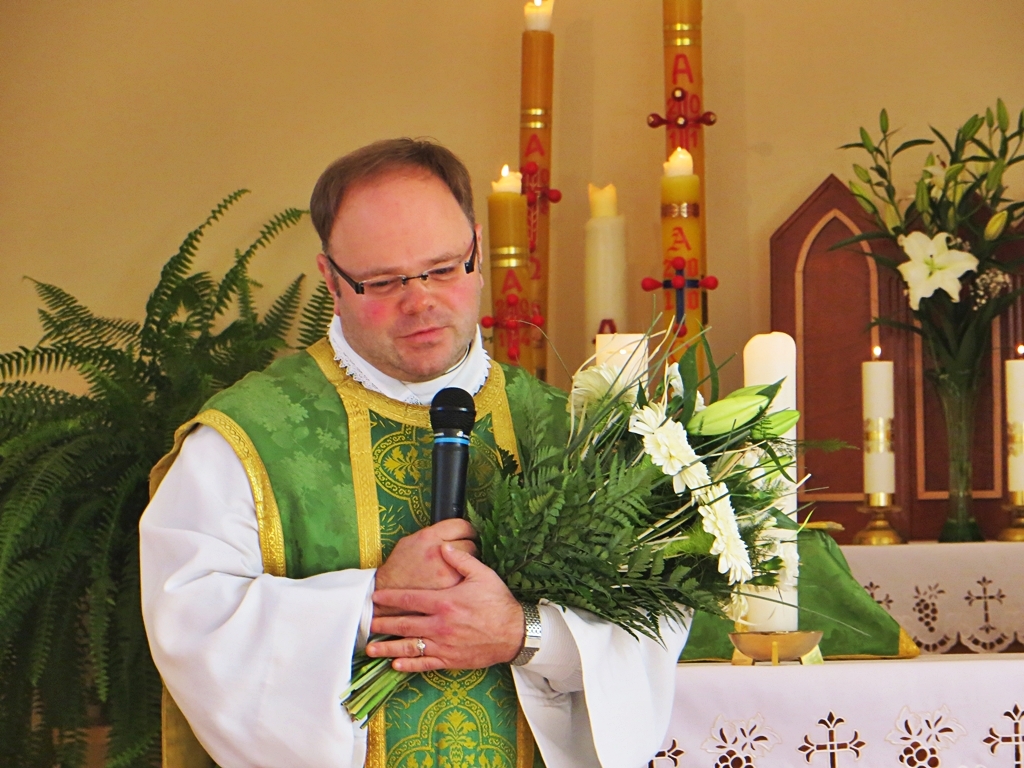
[[512, 601, 542, 666]]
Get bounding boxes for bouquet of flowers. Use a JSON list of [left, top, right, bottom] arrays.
[[343, 333, 798, 722], [841, 100, 1024, 540]]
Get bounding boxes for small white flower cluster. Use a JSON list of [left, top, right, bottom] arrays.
[[627, 365, 752, 588]]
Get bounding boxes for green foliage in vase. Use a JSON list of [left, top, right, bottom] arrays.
[[839, 100, 1024, 393], [0, 191, 334, 767]]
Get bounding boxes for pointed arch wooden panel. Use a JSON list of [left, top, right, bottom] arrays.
[[770, 175, 1013, 542]]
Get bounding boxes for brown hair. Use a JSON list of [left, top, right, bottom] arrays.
[[310, 138, 476, 250]]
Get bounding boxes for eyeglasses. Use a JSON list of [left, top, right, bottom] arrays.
[[326, 232, 477, 298]]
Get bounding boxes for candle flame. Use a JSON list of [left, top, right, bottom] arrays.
[[872, 345, 882, 360], [501, 164, 510, 178], [533, 0, 542, 6], [1018, 344, 1024, 356]]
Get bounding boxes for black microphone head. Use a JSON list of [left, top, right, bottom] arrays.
[[430, 387, 476, 433]]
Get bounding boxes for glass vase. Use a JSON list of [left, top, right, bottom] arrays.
[[935, 376, 984, 542]]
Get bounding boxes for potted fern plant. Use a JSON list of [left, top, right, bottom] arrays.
[[0, 191, 333, 767]]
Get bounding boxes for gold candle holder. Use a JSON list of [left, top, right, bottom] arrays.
[[998, 490, 1024, 542], [853, 496, 904, 545]]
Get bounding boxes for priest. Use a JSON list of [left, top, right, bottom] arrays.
[[140, 138, 688, 768]]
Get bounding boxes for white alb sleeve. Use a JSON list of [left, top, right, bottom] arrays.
[[512, 604, 689, 768], [140, 426, 375, 768]]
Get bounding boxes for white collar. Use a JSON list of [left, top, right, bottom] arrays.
[[327, 315, 491, 405]]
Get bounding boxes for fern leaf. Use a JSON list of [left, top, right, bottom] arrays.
[[297, 281, 334, 348]]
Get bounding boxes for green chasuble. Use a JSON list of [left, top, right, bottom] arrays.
[[150, 339, 568, 768], [679, 530, 920, 662]]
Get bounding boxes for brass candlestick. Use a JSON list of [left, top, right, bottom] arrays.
[[853, 493, 904, 545], [998, 490, 1024, 541]]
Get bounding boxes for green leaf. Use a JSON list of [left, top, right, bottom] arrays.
[[892, 138, 933, 157]]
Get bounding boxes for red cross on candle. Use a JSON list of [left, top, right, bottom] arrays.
[[641, 256, 718, 335], [521, 161, 561, 254], [481, 293, 544, 364]]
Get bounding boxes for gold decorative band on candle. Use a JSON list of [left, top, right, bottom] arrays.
[[866, 492, 893, 508], [1008, 422, 1024, 456], [521, 108, 548, 116], [491, 246, 528, 256], [1011, 490, 1024, 507], [664, 22, 700, 31], [491, 258, 529, 269], [863, 417, 894, 453], [520, 120, 549, 130], [661, 203, 700, 219]]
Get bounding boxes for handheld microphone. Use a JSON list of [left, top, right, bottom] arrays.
[[429, 387, 476, 523]]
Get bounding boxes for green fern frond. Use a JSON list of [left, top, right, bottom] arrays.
[[259, 275, 304, 342], [142, 189, 250, 345], [297, 281, 334, 348]]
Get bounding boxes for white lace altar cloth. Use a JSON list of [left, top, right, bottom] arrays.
[[655, 655, 1024, 768], [840, 542, 1024, 653]]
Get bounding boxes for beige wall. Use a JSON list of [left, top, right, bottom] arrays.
[[2, 1, 1022, 393]]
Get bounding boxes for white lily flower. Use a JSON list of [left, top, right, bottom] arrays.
[[697, 483, 753, 585], [896, 231, 978, 310], [694, 391, 706, 413], [569, 362, 638, 417]]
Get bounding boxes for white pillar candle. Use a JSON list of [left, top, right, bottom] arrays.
[[743, 332, 798, 515], [595, 333, 647, 388], [862, 357, 895, 496], [1006, 358, 1024, 492], [523, 0, 554, 31], [584, 183, 627, 342], [741, 332, 798, 632]]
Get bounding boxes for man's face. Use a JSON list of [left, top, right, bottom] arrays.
[[316, 170, 483, 382]]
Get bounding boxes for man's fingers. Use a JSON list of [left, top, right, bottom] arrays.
[[365, 636, 429, 659], [370, 611, 435, 638], [392, 656, 446, 673], [448, 539, 478, 558], [439, 542, 486, 579], [430, 517, 478, 542], [372, 587, 441, 614]]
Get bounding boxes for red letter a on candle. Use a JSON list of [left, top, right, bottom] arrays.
[[672, 54, 694, 85]]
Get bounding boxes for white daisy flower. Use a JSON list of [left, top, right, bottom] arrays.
[[698, 483, 753, 585], [628, 402, 667, 437]]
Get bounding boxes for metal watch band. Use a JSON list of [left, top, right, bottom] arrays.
[[511, 601, 542, 666]]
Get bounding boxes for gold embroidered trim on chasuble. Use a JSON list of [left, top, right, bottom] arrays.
[[306, 338, 534, 768], [151, 410, 288, 768]]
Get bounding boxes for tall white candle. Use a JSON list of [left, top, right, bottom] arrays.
[[742, 331, 798, 632], [523, 0, 554, 31], [1006, 357, 1024, 492], [595, 333, 647, 388], [585, 183, 627, 342], [862, 356, 895, 496], [743, 331, 798, 508]]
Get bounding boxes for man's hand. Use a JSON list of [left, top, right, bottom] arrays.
[[373, 519, 478, 616], [367, 544, 524, 672]]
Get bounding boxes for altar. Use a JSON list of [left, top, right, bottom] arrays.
[[841, 542, 1024, 654], [657, 654, 1024, 767]]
